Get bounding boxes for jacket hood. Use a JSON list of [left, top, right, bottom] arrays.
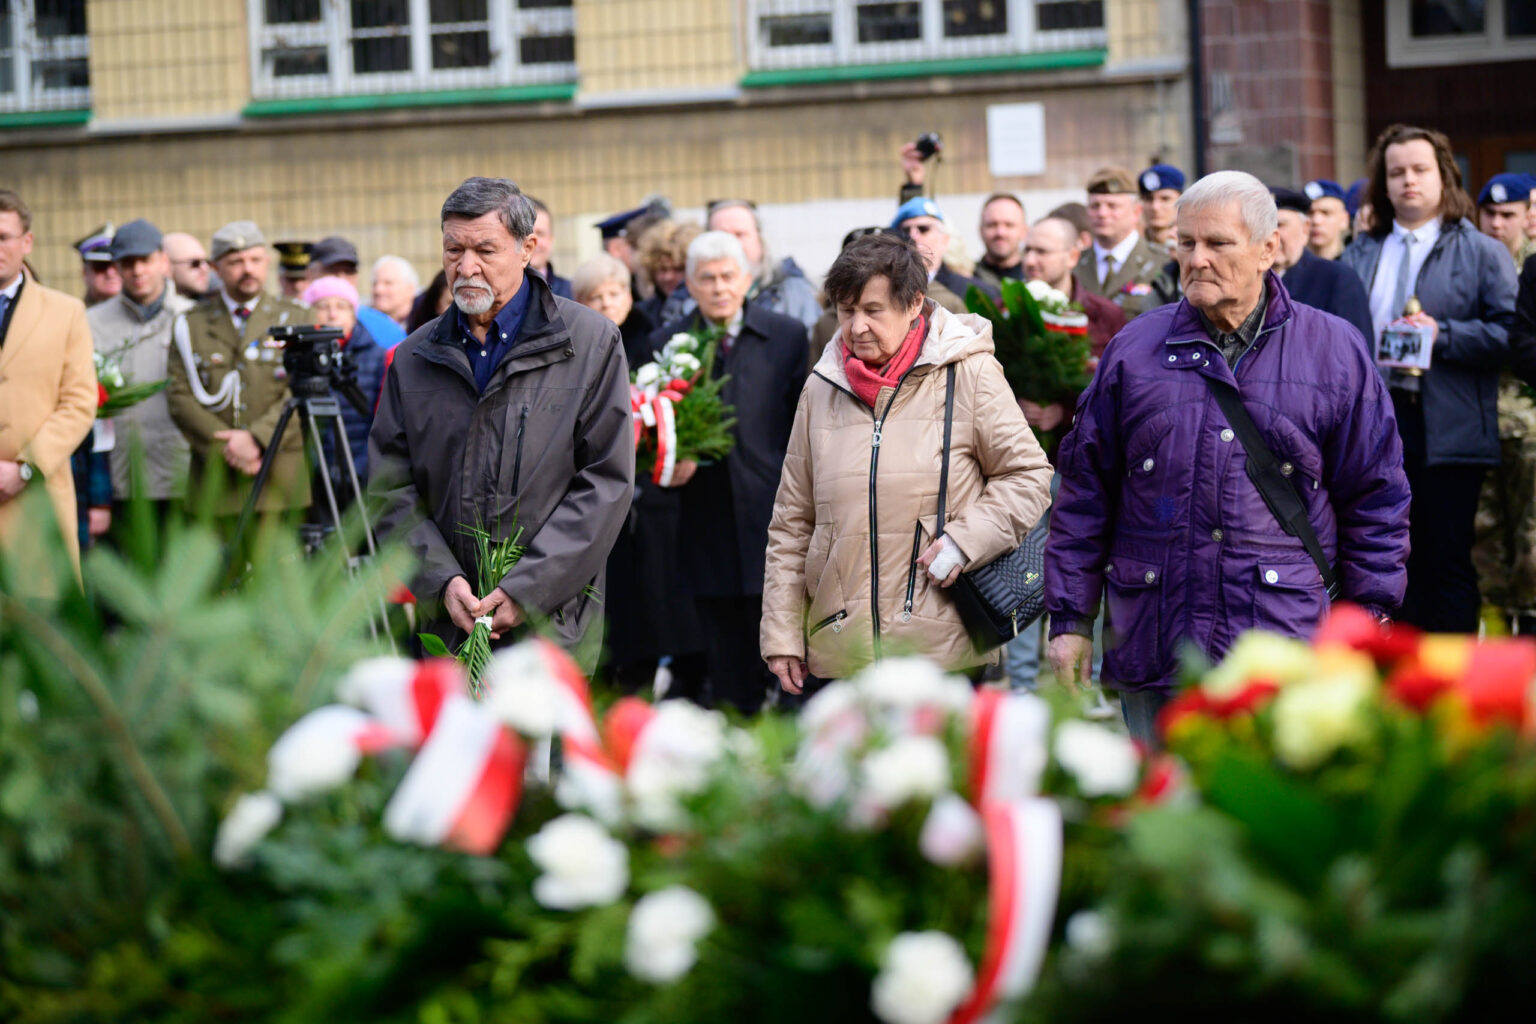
[[812, 301, 995, 390]]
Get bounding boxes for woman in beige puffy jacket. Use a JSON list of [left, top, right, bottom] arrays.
[[762, 234, 1052, 692]]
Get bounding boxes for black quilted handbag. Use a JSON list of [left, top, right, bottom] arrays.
[[936, 364, 1048, 651]]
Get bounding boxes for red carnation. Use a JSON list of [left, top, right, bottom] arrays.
[[97, 382, 109, 408]]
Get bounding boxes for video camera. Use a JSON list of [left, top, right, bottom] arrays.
[[265, 324, 372, 418]]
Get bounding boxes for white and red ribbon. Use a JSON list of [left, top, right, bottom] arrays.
[[969, 689, 1049, 808], [949, 797, 1062, 1024], [651, 393, 678, 486]]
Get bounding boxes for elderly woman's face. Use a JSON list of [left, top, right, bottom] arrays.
[[582, 277, 632, 326], [651, 258, 685, 298], [311, 295, 357, 334], [837, 275, 924, 366]]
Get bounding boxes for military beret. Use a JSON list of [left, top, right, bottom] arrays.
[[1303, 179, 1346, 204], [1479, 172, 1534, 207], [890, 196, 946, 229], [1344, 179, 1368, 218], [1086, 167, 1139, 195], [1139, 164, 1186, 194], [211, 220, 266, 261], [1271, 188, 1311, 215]]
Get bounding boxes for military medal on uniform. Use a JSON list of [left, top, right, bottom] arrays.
[[1377, 295, 1434, 374]]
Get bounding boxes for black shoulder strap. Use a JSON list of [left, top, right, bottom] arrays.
[[1204, 374, 1340, 600], [937, 364, 956, 539]]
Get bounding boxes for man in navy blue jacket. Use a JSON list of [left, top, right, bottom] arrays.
[[1273, 188, 1374, 345]]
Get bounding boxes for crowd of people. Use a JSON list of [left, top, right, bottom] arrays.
[[3, 119, 1535, 742]]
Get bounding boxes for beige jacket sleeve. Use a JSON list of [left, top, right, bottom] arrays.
[[760, 390, 816, 662], [941, 356, 1053, 568], [22, 298, 97, 479]]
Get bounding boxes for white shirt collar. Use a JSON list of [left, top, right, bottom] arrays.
[[1391, 218, 1441, 249], [0, 273, 22, 302], [1094, 232, 1140, 271], [221, 289, 261, 316]]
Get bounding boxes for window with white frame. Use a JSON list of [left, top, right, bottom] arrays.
[[0, 0, 90, 113], [1387, 1, 1536, 67], [251, 0, 575, 100], [748, 0, 1104, 70]]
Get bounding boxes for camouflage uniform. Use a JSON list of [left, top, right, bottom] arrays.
[[1473, 374, 1536, 617]]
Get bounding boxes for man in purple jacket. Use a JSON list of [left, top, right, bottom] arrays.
[[1045, 171, 1412, 745]]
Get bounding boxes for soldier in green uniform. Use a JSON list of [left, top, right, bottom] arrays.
[[1073, 166, 1178, 318], [167, 221, 310, 521]]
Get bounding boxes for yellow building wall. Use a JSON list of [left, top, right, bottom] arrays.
[[13, 77, 1183, 292], [88, 0, 249, 123], [578, 0, 742, 96]]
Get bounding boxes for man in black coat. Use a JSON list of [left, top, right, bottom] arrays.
[[1273, 188, 1374, 346], [1511, 255, 1536, 388], [650, 230, 809, 713]]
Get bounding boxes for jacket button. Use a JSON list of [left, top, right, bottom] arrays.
[[1144, 570, 1157, 584], [1280, 462, 1294, 477], [565, 347, 574, 356], [1105, 562, 1115, 573], [1265, 569, 1279, 584], [1211, 528, 1223, 542], [1220, 428, 1235, 442], [1142, 458, 1154, 472], [1167, 354, 1177, 363]]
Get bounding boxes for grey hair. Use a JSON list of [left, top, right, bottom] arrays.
[[441, 176, 538, 240], [371, 254, 419, 289], [571, 253, 632, 300], [686, 230, 749, 279], [1175, 171, 1278, 244]]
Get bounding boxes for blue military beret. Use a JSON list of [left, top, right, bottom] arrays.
[[1139, 164, 1185, 194], [890, 196, 946, 230], [595, 204, 651, 240], [1344, 178, 1369, 217], [1303, 179, 1346, 204], [1479, 172, 1534, 206]]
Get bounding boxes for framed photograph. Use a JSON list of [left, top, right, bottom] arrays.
[[1376, 322, 1434, 372]]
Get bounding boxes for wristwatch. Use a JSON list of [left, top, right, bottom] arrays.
[[16, 461, 32, 483]]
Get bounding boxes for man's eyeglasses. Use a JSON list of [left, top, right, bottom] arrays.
[[171, 257, 208, 270]]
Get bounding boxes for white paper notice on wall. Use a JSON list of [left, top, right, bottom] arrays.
[[986, 102, 1046, 178]]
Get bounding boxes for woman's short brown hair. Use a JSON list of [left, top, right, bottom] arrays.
[[637, 220, 701, 284], [1364, 123, 1476, 238], [823, 232, 928, 311]]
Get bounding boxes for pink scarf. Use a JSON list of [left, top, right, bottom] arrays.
[[843, 312, 928, 409]]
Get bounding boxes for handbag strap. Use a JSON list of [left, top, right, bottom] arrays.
[[1203, 373, 1340, 600], [936, 364, 957, 539]]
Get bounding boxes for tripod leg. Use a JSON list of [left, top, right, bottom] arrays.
[[302, 405, 349, 564], [223, 400, 300, 581]]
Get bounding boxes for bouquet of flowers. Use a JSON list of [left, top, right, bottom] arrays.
[[631, 331, 735, 486], [966, 279, 1093, 445], [1024, 605, 1536, 1023], [94, 350, 168, 416], [213, 648, 1173, 1023]]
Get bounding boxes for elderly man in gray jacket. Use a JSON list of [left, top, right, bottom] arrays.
[[87, 219, 193, 520], [369, 177, 635, 666]]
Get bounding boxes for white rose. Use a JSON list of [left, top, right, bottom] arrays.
[[1271, 670, 1374, 770], [482, 642, 567, 738], [555, 761, 626, 826], [918, 792, 984, 866], [861, 735, 950, 810], [266, 705, 370, 801], [1052, 720, 1140, 798], [626, 702, 729, 829], [625, 885, 716, 983], [634, 362, 661, 388], [870, 931, 974, 1024], [213, 791, 283, 869], [663, 332, 698, 356], [1065, 910, 1113, 959], [527, 813, 629, 909], [667, 352, 702, 376], [333, 656, 417, 708], [854, 657, 971, 714], [792, 742, 853, 808], [1024, 278, 1053, 301]]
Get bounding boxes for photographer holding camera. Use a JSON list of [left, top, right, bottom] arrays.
[[168, 221, 309, 518], [897, 134, 1011, 302]]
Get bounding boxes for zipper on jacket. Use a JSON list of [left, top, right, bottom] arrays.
[[902, 521, 923, 622], [808, 609, 847, 637], [867, 377, 912, 660], [510, 404, 529, 495]]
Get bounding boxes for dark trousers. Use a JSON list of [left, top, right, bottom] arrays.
[[695, 594, 776, 714], [1394, 392, 1487, 633]]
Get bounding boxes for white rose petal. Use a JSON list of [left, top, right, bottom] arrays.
[[861, 735, 951, 810], [854, 657, 968, 713], [1024, 278, 1052, 301], [482, 642, 568, 738], [635, 363, 661, 388], [870, 931, 974, 1024], [266, 705, 370, 801], [527, 813, 629, 909], [625, 886, 716, 983], [918, 792, 984, 866], [555, 762, 626, 826], [213, 791, 283, 869], [625, 702, 729, 830], [333, 656, 417, 708], [1065, 910, 1113, 959], [1053, 720, 1141, 798]]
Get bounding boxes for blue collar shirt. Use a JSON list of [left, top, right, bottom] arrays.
[[457, 278, 531, 393]]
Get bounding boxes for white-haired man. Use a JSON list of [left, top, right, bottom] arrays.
[[1046, 171, 1412, 745], [370, 255, 419, 328], [647, 230, 809, 713]]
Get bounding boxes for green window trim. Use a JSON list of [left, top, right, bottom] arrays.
[[740, 49, 1106, 88], [0, 108, 91, 129], [243, 82, 577, 118]]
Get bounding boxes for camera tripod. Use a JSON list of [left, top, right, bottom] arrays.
[[222, 328, 393, 642]]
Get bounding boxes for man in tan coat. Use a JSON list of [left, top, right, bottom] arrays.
[[0, 190, 99, 579]]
